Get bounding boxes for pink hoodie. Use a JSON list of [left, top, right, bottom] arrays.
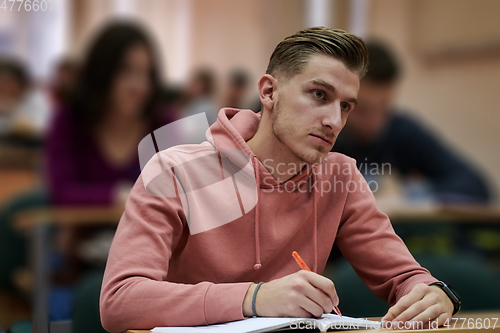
[[100, 108, 439, 332]]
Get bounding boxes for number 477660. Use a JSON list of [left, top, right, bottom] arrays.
[[1, 0, 55, 11]]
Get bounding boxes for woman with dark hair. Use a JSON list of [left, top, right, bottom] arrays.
[[46, 21, 169, 206]]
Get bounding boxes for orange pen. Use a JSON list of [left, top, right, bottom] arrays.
[[292, 251, 342, 317]]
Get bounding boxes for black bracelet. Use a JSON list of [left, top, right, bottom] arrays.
[[252, 282, 264, 317]]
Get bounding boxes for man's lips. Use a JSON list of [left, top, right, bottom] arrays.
[[309, 133, 333, 145]]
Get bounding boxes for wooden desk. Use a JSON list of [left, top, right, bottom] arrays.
[[15, 206, 124, 230], [0, 141, 41, 169], [379, 203, 500, 223], [16, 203, 500, 229], [125, 311, 500, 332], [0, 169, 37, 204]]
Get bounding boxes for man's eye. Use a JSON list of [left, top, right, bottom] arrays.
[[340, 102, 351, 112], [313, 90, 324, 99]]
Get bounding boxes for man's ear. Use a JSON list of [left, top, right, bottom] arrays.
[[258, 74, 277, 113]]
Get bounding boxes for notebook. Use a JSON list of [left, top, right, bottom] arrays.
[[151, 314, 382, 333]]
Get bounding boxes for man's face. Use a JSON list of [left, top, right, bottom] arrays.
[[344, 79, 395, 143], [271, 54, 360, 165]]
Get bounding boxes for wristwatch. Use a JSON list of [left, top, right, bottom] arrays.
[[428, 281, 461, 315]]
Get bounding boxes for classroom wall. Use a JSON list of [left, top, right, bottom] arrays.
[[188, 0, 303, 84]]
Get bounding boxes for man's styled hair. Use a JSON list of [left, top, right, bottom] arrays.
[[266, 26, 369, 81]]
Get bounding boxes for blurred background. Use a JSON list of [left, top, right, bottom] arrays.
[[0, 0, 499, 332]]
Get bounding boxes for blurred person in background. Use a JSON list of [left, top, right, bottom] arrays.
[[0, 57, 51, 138], [221, 68, 251, 109], [328, 43, 499, 318], [158, 84, 186, 121], [48, 57, 79, 111], [332, 42, 491, 204], [45, 21, 168, 207], [183, 66, 220, 125], [0, 58, 54, 300]]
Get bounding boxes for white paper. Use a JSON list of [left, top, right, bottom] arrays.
[[151, 314, 381, 333]]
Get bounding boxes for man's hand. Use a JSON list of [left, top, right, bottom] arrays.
[[243, 270, 339, 318], [381, 283, 454, 329]]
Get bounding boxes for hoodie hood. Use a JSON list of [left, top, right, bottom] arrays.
[[206, 108, 320, 272]]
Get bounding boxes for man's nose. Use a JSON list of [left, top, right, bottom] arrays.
[[322, 105, 344, 133]]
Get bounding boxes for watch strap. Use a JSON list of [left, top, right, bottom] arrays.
[[429, 281, 461, 315]]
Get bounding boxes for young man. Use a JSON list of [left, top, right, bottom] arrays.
[[100, 27, 459, 332]]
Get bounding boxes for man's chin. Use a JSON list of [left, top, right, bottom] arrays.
[[298, 150, 327, 166]]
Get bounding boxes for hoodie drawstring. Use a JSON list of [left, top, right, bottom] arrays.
[[250, 155, 318, 273], [251, 155, 262, 270]]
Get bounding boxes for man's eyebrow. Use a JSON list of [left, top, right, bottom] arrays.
[[310, 79, 358, 105], [348, 97, 358, 106], [310, 79, 335, 92]]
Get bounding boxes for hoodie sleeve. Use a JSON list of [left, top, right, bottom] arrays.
[[334, 160, 439, 306], [99, 170, 253, 332]]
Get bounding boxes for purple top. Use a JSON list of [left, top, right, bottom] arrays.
[[44, 108, 173, 205]]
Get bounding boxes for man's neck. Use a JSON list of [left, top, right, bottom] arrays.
[[247, 116, 306, 183]]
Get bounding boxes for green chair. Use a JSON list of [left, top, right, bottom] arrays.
[[72, 269, 107, 333], [7, 320, 31, 333]]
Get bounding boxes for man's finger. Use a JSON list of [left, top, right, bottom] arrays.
[[384, 285, 426, 323], [392, 288, 440, 323], [298, 293, 327, 318], [302, 282, 334, 314], [305, 271, 339, 307], [381, 294, 413, 322], [408, 303, 445, 326], [381, 305, 397, 323], [392, 299, 428, 325]]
